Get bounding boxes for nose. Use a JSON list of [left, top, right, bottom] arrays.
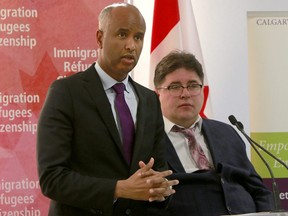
[[125, 37, 136, 51], [180, 87, 191, 98]]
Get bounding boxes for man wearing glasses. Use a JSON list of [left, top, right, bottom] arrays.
[[152, 50, 273, 216]]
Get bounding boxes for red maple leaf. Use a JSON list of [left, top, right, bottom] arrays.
[[19, 52, 60, 116]]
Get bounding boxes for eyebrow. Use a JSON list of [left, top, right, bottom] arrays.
[[168, 80, 201, 85], [116, 28, 144, 34]]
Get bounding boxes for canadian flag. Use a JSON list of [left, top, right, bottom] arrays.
[[150, 0, 212, 118]]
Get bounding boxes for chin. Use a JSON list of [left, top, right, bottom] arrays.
[[179, 113, 193, 121]]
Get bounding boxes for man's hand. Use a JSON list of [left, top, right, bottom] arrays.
[[139, 158, 179, 202], [114, 158, 179, 201]]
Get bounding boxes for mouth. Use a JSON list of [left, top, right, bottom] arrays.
[[178, 103, 193, 109], [121, 54, 136, 64]]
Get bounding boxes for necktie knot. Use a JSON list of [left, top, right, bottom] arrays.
[[171, 125, 194, 138], [113, 83, 125, 94]]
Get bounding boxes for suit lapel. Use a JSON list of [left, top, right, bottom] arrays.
[[201, 120, 221, 166], [165, 119, 229, 172], [128, 79, 146, 165], [165, 135, 186, 172], [81, 64, 122, 150]]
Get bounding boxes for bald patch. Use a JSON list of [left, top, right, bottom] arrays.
[[98, 3, 145, 31]]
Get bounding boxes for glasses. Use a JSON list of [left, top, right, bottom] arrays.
[[158, 83, 203, 97]]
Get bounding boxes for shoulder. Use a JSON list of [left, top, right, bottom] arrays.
[[130, 79, 154, 92], [130, 78, 158, 97], [202, 119, 245, 148], [202, 118, 237, 134], [51, 64, 96, 87], [202, 118, 231, 128]]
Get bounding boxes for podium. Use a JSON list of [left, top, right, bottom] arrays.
[[222, 212, 288, 216]]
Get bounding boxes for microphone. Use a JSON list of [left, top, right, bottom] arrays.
[[228, 115, 287, 212], [228, 115, 288, 169]]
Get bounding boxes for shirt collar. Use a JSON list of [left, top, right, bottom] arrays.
[[164, 115, 203, 134], [95, 62, 130, 91]]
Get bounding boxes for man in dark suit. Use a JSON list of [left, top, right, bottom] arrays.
[[153, 50, 274, 216], [37, 3, 178, 216]]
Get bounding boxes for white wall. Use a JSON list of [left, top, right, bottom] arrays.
[[132, 0, 288, 132]]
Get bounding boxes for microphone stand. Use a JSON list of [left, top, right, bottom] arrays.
[[237, 125, 282, 212], [232, 119, 288, 170], [228, 115, 286, 212]]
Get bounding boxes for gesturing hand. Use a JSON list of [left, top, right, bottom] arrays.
[[114, 158, 179, 201], [139, 158, 179, 202]]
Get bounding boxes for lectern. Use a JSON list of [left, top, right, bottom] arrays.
[[222, 212, 288, 216]]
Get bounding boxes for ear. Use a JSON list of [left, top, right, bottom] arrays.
[[154, 89, 160, 96], [96, 30, 103, 48]]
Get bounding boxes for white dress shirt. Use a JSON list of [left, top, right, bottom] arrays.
[[95, 62, 138, 137], [164, 116, 214, 173]]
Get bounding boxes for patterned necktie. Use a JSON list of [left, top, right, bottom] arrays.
[[172, 125, 210, 170], [112, 83, 135, 164]]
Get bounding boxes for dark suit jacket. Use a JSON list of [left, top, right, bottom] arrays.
[[37, 64, 167, 216], [151, 119, 274, 216]]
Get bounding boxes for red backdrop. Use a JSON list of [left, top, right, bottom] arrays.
[[0, 0, 118, 214]]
